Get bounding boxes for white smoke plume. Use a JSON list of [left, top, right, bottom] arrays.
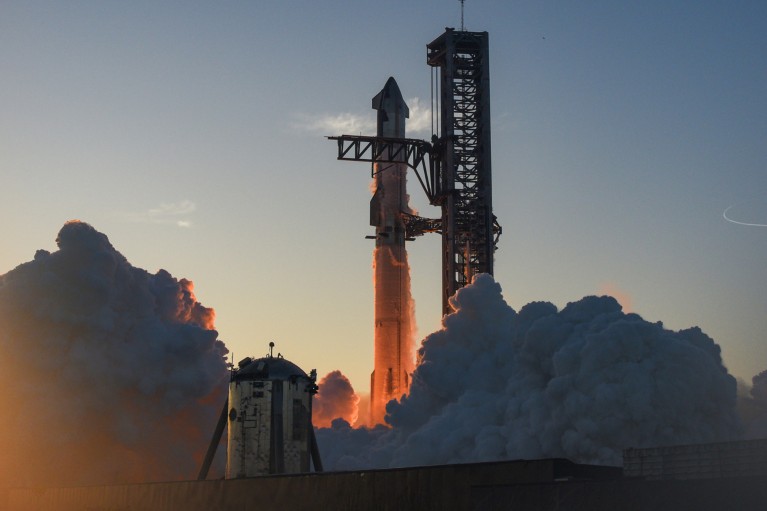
[[0, 221, 229, 486], [316, 274, 742, 470], [313, 370, 360, 428]]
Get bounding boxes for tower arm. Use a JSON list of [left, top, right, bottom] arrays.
[[328, 135, 441, 205], [493, 215, 502, 247], [401, 212, 442, 239]]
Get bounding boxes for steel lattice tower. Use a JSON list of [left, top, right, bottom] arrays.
[[428, 29, 497, 314]]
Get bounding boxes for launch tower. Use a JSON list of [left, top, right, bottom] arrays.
[[427, 28, 499, 313], [330, 28, 500, 316]]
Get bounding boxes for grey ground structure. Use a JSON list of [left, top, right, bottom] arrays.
[[4, 453, 767, 511]]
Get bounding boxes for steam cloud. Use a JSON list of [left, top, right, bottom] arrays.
[[316, 274, 743, 470], [0, 222, 752, 483], [738, 372, 767, 438], [313, 371, 360, 428], [0, 221, 229, 486]]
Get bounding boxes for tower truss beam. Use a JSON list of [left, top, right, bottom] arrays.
[[328, 135, 441, 204]]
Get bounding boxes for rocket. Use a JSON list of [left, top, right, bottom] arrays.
[[369, 77, 416, 425]]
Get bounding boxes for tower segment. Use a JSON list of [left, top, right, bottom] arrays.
[[428, 28, 498, 315]]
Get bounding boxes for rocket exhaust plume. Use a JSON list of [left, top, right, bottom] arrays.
[[0, 221, 229, 486], [316, 274, 745, 471], [369, 77, 417, 425]]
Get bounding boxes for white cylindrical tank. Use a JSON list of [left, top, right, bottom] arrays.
[[225, 354, 317, 478]]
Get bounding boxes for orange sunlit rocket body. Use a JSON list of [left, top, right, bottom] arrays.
[[369, 77, 416, 425]]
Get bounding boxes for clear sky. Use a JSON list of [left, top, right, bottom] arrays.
[[1, 0, 765, 395]]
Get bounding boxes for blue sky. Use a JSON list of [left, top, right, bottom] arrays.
[[1, 0, 765, 393]]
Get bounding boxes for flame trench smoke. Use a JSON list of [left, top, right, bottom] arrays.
[[0, 221, 229, 486], [316, 274, 743, 470]]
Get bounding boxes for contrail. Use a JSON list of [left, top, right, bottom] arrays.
[[723, 203, 767, 228]]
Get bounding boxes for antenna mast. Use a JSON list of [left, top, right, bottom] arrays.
[[460, 0, 465, 31]]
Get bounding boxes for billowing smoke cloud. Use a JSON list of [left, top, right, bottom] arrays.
[[313, 370, 360, 427], [737, 372, 767, 438], [316, 274, 742, 470], [0, 221, 229, 486]]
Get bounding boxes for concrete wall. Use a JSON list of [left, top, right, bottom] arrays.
[[473, 476, 767, 510], [4, 459, 763, 511]]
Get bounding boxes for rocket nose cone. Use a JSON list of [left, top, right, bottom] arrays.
[[372, 77, 409, 117], [383, 76, 401, 96]]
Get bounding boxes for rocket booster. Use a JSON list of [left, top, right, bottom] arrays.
[[369, 77, 416, 425]]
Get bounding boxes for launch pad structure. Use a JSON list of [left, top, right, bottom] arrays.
[[329, 27, 501, 424], [330, 27, 501, 317]]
